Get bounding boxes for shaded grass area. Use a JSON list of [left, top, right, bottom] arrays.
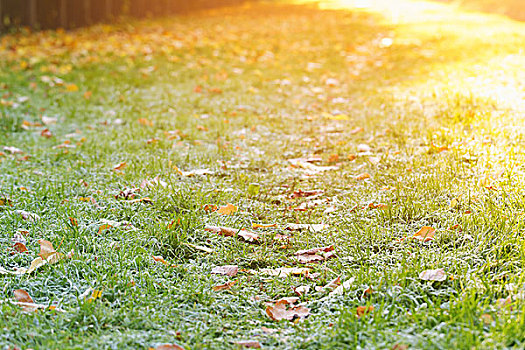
[[1, 1, 525, 349]]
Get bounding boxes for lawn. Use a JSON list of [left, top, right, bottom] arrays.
[[1, 0, 525, 349]]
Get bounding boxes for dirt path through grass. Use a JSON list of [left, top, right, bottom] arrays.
[[1, 1, 525, 348]]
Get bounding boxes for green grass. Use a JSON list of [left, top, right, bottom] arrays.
[[1, 1, 525, 349]]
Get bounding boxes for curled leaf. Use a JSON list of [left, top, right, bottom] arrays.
[[212, 280, 236, 291]]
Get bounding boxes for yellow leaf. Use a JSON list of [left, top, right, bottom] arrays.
[[217, 203, 238, 215]]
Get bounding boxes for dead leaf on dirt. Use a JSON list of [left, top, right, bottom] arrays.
[[419, 268, 446, 281], [356, 305, 374, 318], [266, 298, 310, 321], [260, 267, 311, 278], [233, 340, 261, 348], [212, 280, 236, 291], [216, 203, 238, 215], [412, 226, 435, 242], [211, 265, 238, 277]]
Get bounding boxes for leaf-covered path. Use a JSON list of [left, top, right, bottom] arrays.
[[1, 0, 525, 348]]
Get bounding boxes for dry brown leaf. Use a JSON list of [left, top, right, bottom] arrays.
[[260, 267, 311, 278], [13, 242, 28, 253], [355, 173, 371, 181], [154, 344, 185, 350], [316, 277, 341, 293], [266, 298, 310, 321], [233, 340, 261, 348], [295, 245, 334, 256], [38, 239, 57, 260], [152, 255, 169, 265], [212, 280, 236, 291], [113, 162, 127, 171], [13, 289, 33, 303], [137, 118, 153, 126], [356, 305, 374, 318], [211, 265, 238, 277], [290, 189, 324, 199], [419, 268, 446, 281], [204, 225, 259, 243], [217, 203, 238, 215], [252, 223, 277, 229], [285, 223, 328, 232], [412, 226, 435, 242]]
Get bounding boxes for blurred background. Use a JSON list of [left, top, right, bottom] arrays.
[[0, 0, 523, 33]]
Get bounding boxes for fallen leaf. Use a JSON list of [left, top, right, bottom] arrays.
[[252, 223, 277, 229], [294, 285, 310, 296], [41, 116, 57, 125], [204, 225, 259, 243], [13, 242, 28, 253], [419, 268, 446, 282], [260, 267, 311, 278], [217, 203, 238, 215], [113, 162, 127, 171], [212, 280, 236, 291], [40, 128, 53, 138], [0, 197, 13, 206], [290, 189, 324, 199], [355, 173, 371, 181], [233, 340, 261, 348], [13, 289, 33, 303], [316, 277, 341, 293], [15, 210, 40, 222], [211, 265, 238, 277], [152, 255, 169, 265], [356, 305, 374, 318], [285, 223, 328, 232], [266, 298, 310, 321], [412, 226, 435, 242], [3, 146, 24, 154], [154, 344, 185, 350], [138, 118, 153, 126]]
